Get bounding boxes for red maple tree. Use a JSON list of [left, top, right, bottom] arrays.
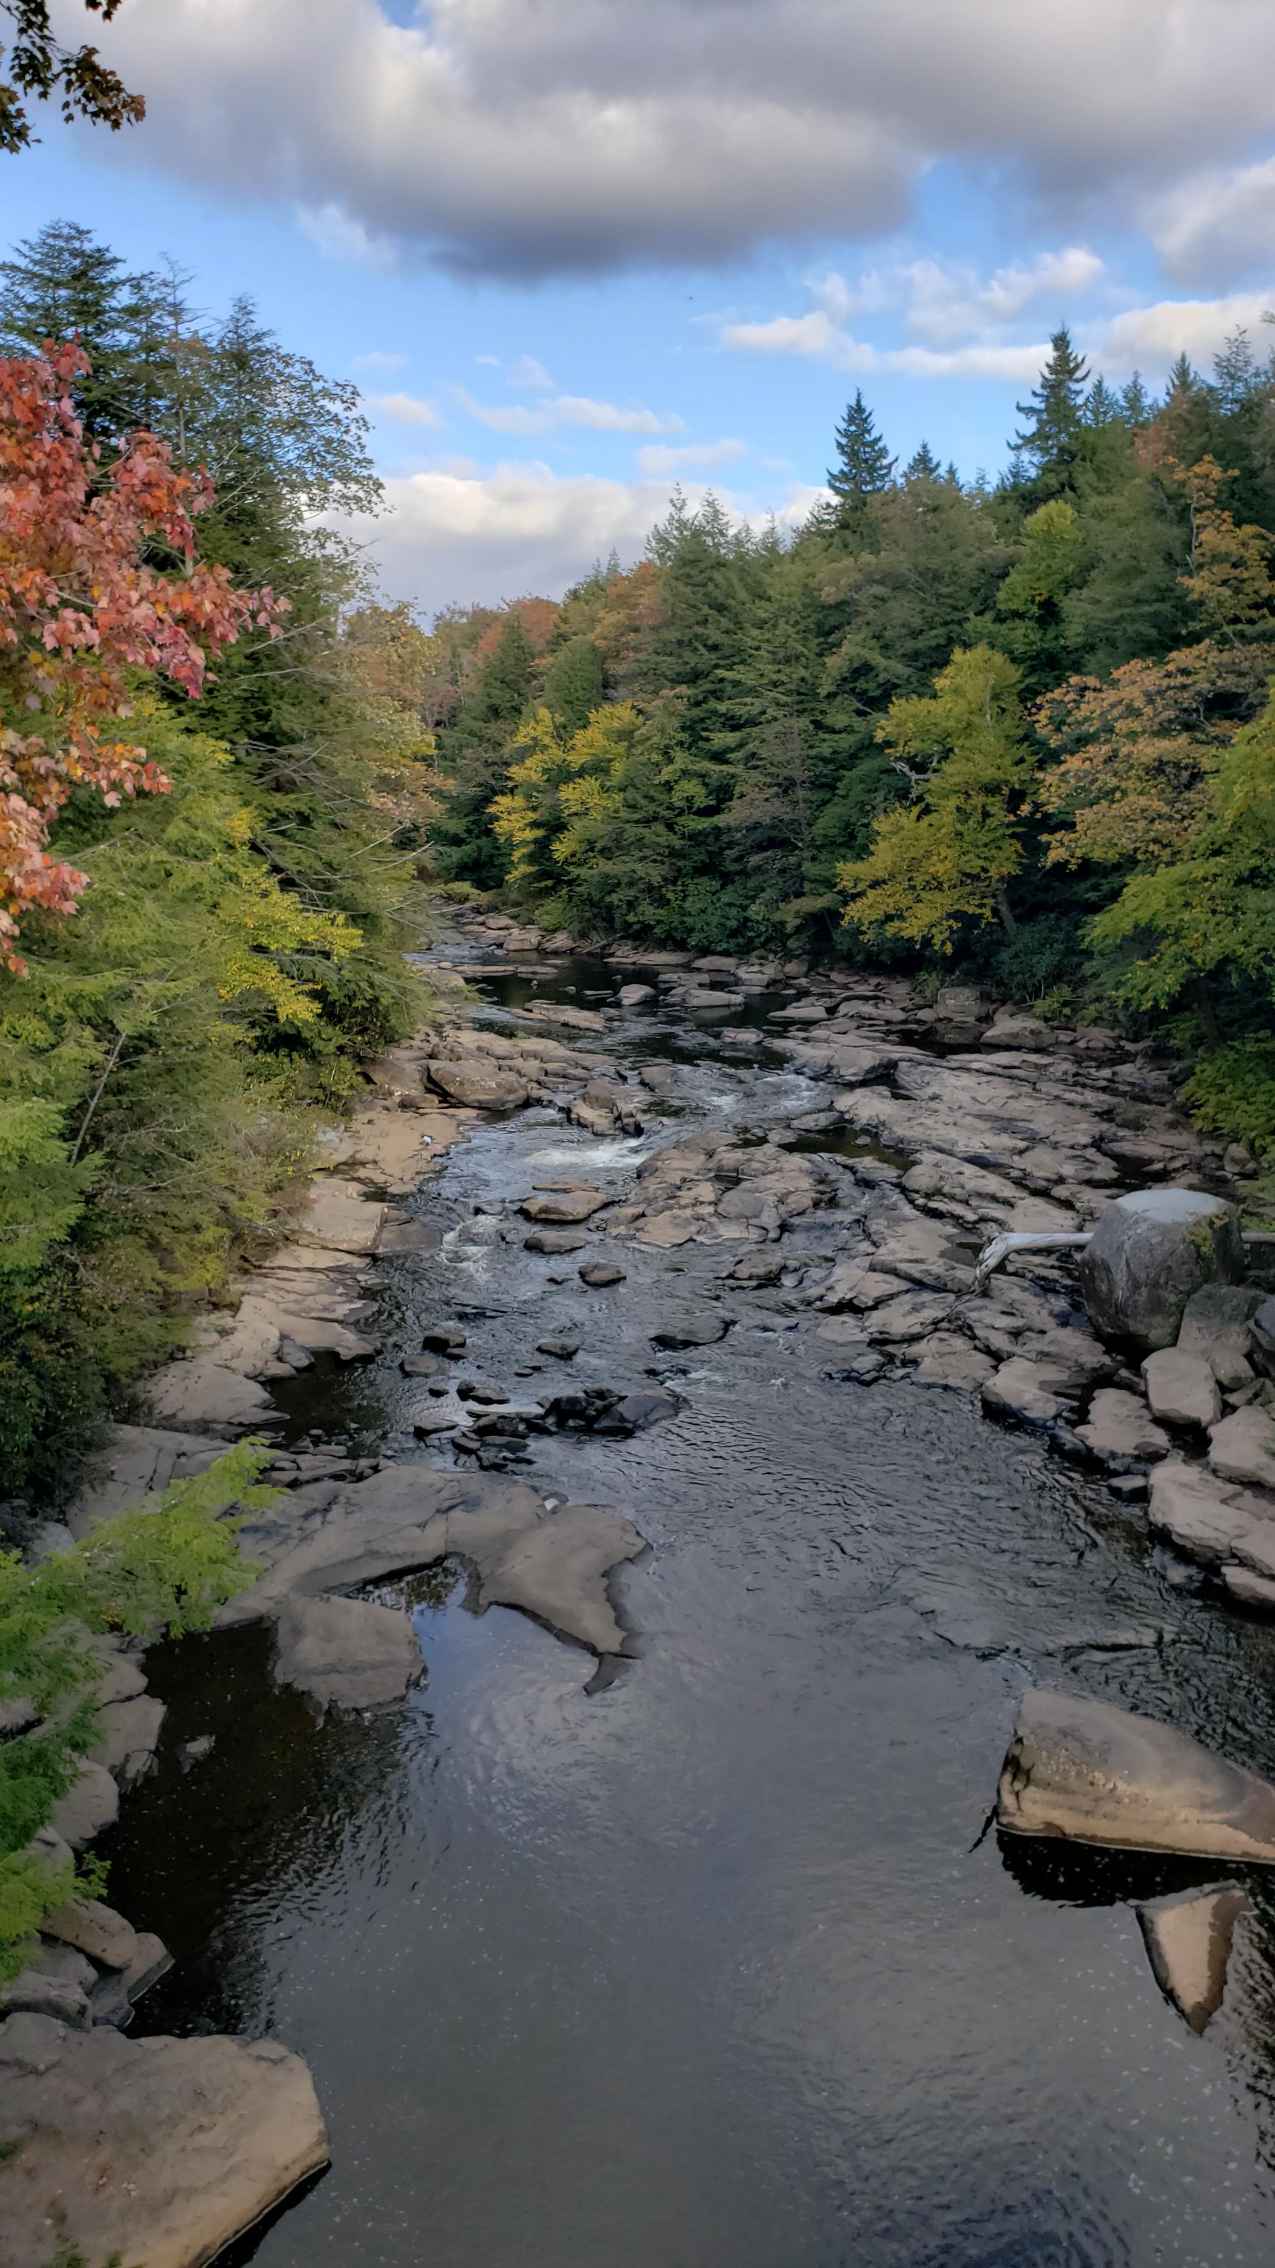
[[0, 341, 283, 969]]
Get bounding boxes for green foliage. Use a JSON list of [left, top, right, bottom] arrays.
[[0, 1445, 266, 1981], [1184, 1043, 1275, 1157], [839, 646, 1032, 952]]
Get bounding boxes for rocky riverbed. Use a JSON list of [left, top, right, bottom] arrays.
[[6, 916, 1275, 2267]]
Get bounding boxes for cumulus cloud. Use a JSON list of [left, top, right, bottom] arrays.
[[721, 297, 1049, 383], [636, 438, 748, 477], [455, 388, 684, 437], [365, 391, 441, 426], [1095, 291, 1275, 371], [89, 0, 1275, 278], [330, 460, 819, 612]]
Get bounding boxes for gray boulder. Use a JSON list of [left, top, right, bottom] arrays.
[[997, 1687, 1275, 1860], [1142, 1347, 1222, 1430], [1178, 1283, 1266, 1388], [1080, 1189, 1246, 1353]]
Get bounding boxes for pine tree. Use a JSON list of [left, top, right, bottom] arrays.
[[0, 219, 141, 448], [1012, 326, 1091, 502], [905, 439, 940, 481], [543, 635, 604, 737], [1084, 377, 1121, 426], [827, 390, 895, 533], [1120, 372, 1152, 427]]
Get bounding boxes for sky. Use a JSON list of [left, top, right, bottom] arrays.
[[7, 0, 1275, 615]]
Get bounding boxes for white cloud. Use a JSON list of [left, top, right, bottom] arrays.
[[637, 438, 748, 477], [352, 349, 408, 373], [330, 461, 820, 612], [721, 303, 1048, 382], [900, 247, 1104, 344], [366, 391, 441, 427], [92, 0, 1275, 279], [508, 354, 556, 392], [295, 199, 395, 269], [456, 388, 684, 436], [1148, 160, 1275, 288], [1093, 291, 1275, 371]]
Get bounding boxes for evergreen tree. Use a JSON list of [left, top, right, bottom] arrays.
[[1120, 371, 1152, 427], [1012, 326, 1090, 501], [1084, 376, 1121, 426], [543, 635, 605, 737], [905, 439, 940, 481], [434, 612, 537, 887], [0, 219, 150, 448], [827, 390, 895, 533]]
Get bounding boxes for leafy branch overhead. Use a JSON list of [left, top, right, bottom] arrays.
[[1, 1, 143, 155]]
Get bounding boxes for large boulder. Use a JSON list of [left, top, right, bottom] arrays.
[[996, 1687, 1275, 1861], [1080, 1189, 1246, 1354], [0, 2019, 328, 2268]]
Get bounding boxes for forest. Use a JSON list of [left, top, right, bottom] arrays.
[[2, 217, 1274, 1513], [430, 330, 1275, 1173], [0, 220, 442, 1503]]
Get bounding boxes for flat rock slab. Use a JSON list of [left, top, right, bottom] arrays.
[[651, 1312, 731, 1349], [0, 2019, 329, 2268], [1210, 1406, 1275, 1492], [1137, 1884, 1249, 2034], [147, 1358, 279, 1435], [982, 1357, 1074, 1427], [525, 1226, 590, 1254], [68, 1423, 223, 1538], [997, 1687, 1275, 1861], [1149, 1459, 1275, 1579], [298, 1177, 386, 1255], [48, 1760, 119, 1850], [1143, 1348, 1222, 1430], [273, 1595, 423, 1712], [1075, 1388, 1170, 1465], [223, 1463, 645, 1664], [522, 1187, 607, 1224]]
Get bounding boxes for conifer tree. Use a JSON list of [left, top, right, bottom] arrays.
[[905, 439, 940, 481], [827, 390, 895, 532], [1120, 371, 1152, 427], [1012, 326, 1090, 501]]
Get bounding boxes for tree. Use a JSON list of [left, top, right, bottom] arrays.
[[839, 646, 1032, 951], [827, 390, 895, 533], [433, 610, 536, 886], [1012, 326, 1090, 501], [994, 499, 1085, 690], [543, 634, 604, 736], [0, 219, 163, 450], [1121, 372, 1152, 427], [905, 439, 940, 481], [1084, 377, 1121, 427], [1, 0, 143, 154], [0, 342, 282, 970]]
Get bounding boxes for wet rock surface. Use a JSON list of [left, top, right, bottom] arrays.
[[1137, 1883, 1250, 2034]]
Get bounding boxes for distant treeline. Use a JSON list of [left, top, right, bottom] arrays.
[[427, 325, 1275, 1166]]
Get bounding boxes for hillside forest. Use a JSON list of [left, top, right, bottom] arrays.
[[2, 218, 1274, 1510]]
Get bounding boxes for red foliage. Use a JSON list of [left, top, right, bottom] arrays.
[[0, 341, 285, 969]]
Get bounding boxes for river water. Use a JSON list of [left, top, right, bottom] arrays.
[[104, 951, 1275, 2268]]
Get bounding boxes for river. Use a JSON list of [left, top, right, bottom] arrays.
[[102, 946, 1275, 2268]]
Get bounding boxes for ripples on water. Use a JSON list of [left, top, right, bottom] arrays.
[[104, 955, 1275, 2267]]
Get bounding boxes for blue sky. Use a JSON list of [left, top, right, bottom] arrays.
[[6, 1, 1275, 613]]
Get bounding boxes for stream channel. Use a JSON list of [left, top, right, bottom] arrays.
[[104, 945, 1275, 2267]]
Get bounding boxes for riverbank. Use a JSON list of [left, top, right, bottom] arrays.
[[5, 920, 1275, 2266]]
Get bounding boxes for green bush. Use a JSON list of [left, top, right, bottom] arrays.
[[0, 1445, 269, 1982], [1184, 1040, 1275, 1157]]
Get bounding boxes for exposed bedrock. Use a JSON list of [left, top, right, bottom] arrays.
[[996, 1688, 1275, 1862]]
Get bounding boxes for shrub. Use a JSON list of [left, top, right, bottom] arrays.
[[0, 1445, 269, 1982]]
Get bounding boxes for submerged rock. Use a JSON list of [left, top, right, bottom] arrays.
[[651, 1311, 731, 1349], [521, 1186, 608, 1224], [525, 1226, 590, 1254], [997, 1688, 1275, 1861], [273, 1595, 423, 1713], [0, 2019, 329, 2268], [580, 1261, 626, 1287], [1137, 1884, 1249, 2034], [1080, 1190, 1246, 1354]]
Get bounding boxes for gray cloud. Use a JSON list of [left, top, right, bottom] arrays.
[[92, 0, 1275, 280]]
